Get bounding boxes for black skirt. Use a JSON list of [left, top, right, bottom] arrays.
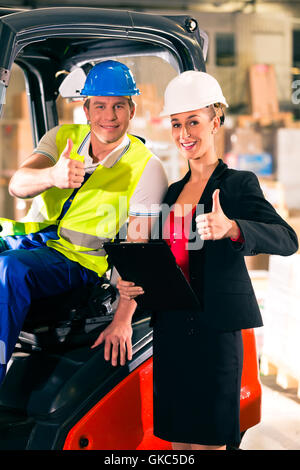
[[152, 309, 243, 446]]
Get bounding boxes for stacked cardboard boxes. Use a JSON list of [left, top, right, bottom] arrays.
[[56, 95, 85, 123], [0, 118, 33, 220], [249, 64, 279, 117], [261, 254, 300, 396], [224, 127, 274, 178], [134, 83, 163, 119], [276, 128, 300, 210], [11, 91, 30, 121], [223, 63, 300, 270], [238, 64, 293, 127]]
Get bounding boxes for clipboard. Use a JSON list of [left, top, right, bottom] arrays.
[[104, 241, 201, 311]]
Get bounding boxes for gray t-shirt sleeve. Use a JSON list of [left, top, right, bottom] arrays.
[[129, 155, 168, 217], [32, 125, 61, 164]]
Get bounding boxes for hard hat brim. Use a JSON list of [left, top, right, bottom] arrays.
[[159, 99, 228, 117], [80, 89, 140, 97]]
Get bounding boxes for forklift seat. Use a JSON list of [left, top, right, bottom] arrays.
[[17, 279, 117, 351]]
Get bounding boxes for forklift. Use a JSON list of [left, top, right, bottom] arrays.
[[0, 6, 261, 450]]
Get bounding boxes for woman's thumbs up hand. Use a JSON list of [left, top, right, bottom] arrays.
[[196, 189, 238, 241], [211, 188, 222, 214]]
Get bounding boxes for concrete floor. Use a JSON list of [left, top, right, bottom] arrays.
[[241, 374, 300, 450]]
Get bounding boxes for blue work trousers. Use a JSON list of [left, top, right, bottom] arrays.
[[0, 232, 99, 385]]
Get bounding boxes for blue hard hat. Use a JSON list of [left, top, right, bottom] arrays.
[[80, 60, 140, 97]]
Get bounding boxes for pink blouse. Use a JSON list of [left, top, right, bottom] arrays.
[[163, 207, 196, 282], [163, 207, 244, 283]]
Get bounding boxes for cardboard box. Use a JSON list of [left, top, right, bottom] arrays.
[[56, 96, 84, 122], [287, 120, 300, 128], [245, 254, 270, 271], [259, 178, 289, 219], [225, 127, 274, 176], [0, 120, 34, 220], [229, 127, 263, 155], [0, 185, 15, 220], [12, 91, 30, 120], [134, 83, 163, 118], [249, 64, 279, 118], [0, 119, 33, 170], [237, 112, 293, 128]]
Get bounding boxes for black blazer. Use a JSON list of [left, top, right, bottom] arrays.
[[152, 159, 298, 331]]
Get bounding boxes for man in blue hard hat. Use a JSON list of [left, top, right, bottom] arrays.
[[0, 60, 168, 382], [81, 60, 139, 150]]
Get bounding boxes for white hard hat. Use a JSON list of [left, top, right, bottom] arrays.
[[59, 68, 86, 99], [160, 70, 228, 117]]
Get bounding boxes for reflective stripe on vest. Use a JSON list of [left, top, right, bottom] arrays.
[[59, 227, 110, 250], [0, 217, 56, 238], [51, 240, 107, 257]]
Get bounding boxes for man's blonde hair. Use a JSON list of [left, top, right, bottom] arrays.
[[83, 96, 135, 111]]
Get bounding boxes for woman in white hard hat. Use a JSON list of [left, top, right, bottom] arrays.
[[117, 71, 298, 450]]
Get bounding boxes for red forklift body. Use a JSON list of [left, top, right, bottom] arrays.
[[63, 328, 261, 450]]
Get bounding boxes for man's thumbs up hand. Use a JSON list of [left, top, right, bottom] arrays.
[[196, 189, 235, 241], [61, 138, 73, 159], [50, 139, 85, 189]]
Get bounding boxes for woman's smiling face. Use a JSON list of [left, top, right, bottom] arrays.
[[170, 106, 218, 162]]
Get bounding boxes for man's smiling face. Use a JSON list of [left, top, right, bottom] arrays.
[[84, 96, 135, 145]]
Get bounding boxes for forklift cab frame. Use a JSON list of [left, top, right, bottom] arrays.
[[0, 7, 261, 450]]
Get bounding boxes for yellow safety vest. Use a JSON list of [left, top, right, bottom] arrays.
[[0, 125, 153, 276]]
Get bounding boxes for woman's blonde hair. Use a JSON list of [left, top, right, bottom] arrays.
[[207, 102, 225, 126]]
